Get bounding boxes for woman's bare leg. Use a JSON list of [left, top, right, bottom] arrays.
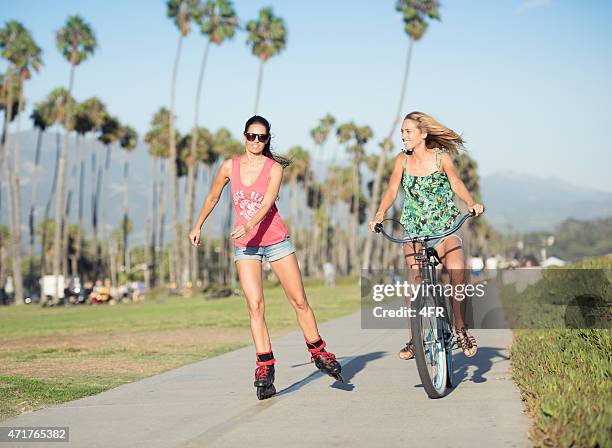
[[269, 253, 319, 341], [435, 235, 467, 329], [236, 259, 271, 353], [401, 242, 422, 351]]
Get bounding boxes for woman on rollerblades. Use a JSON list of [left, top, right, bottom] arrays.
[[189, 115, 343, 400]]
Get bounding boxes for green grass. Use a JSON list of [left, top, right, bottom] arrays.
[[0, 277, 359, 338], [0, 278, 360, 421], [508, 257, 612, 447]]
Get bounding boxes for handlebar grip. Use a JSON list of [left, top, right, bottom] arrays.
[[374, 223, 382, 233]]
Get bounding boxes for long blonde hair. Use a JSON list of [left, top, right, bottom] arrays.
[[404, 111, 465, 155]]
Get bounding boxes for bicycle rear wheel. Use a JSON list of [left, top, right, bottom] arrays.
[[411, 271, 448, 399]]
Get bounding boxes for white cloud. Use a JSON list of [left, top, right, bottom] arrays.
[[517, 0, 552, 13]]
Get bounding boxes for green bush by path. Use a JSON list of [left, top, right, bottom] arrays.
[[510, 257, 612, 447], [512, 329, 611, 447]]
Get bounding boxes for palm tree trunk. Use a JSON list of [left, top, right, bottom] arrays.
[[99, 143, 112, 280], [202, 164, 212, 286], [28, 128, 44, 281], [61, 188, 72, 278], [183, 39, 211, 289], [11, 74, 26, 303], [158, 158, 168, 287], [362, 38, 414, 271], [144, 155, 156, 290], [53, 63, 76, 300], [169, 34, 183, 290], [40, 133, 61, 278], [75, 137, 89, 279], [62, 134, 80, 278], [1, 70, 23, 303], [254, 60, 264, 114], [222, 186, 235, 287], [189, 165, 199, 287], [320, 192, 329, 266], [350, 160, 360, 275], [90, 140, 98, 279], [122, 149, 129, 270]]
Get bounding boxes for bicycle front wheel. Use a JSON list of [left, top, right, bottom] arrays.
[[411, 279, 448, 399]]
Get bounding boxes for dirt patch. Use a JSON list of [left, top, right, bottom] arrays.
[[1, 327, 252, 352], [0, 327, 254, 380]]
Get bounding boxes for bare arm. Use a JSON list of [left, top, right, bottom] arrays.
[[440, 153, 484, 216], [368, 153, 405, 232], [230, 162, 283, 240], [189, 159, 231, 246]]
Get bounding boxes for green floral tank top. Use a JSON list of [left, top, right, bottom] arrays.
[[400, 148, 461, 236]]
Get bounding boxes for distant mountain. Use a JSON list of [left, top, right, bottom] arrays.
[[481, 172, 612, 232]]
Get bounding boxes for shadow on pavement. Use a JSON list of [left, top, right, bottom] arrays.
[[453, 347, 509, 384], [277, 351, 386, 396], [413, 347, 509, 396]]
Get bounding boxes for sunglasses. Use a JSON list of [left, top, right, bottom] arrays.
[[244, 132, 270, 143]]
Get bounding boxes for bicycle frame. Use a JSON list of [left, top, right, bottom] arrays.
[[373, 211, 476, 398]]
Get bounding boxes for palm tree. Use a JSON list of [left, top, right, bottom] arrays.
[[118, 125, 138, 272], [282, 146, 309, 267], [182, 0, 238, 288], [72, 99, 95, 277], [0, 71, 21, 220], [76, 97, 106, 274], [39, 88, 75, 279], [309, 114, 335, 272], [362, 0, 440, 271], [53, 15, 96, 299], [326, 164, 352, 275], [246, 7, 287, 113], [0, 225, 9, 296], [96, 114, 120, 282], [366, 151, 396, 269], [28, 101, 53, 280], [213, 128, 242, 286], [0, 20, 43, 304], [337, 122, 372, 275], [166, 0, 199, 289], [144, 107, 177, 287], [180, 126, 215, 287]]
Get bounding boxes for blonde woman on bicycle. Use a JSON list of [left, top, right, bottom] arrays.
[[368, 111, 484, 359]]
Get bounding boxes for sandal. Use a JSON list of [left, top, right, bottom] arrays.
[[456, 327, 477, 357], [398, 340, 415, 360]]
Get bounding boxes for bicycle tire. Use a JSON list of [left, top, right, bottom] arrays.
[[411, 266, 448, 399]]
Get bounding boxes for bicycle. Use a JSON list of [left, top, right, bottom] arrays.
[[374, 211, 475, 398]]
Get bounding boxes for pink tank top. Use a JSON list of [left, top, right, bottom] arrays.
[[231, 156, 289, 247]]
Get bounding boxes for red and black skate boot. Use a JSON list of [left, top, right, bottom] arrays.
[[306, 336, 344, 382], [254, 349, 276, 400]]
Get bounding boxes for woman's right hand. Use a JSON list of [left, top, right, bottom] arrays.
[[189, 227, 201, 247], [368, 211, 385, 233]]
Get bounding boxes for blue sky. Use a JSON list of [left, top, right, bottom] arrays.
[[2, 0, 611, 192]]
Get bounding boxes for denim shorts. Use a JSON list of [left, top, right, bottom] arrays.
[[234, 236, 296, 263]]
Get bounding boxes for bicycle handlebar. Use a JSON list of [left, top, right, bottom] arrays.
[[374, 211, 476, 244]]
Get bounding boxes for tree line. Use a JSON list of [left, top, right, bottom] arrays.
[[0, 1, 500, 304]]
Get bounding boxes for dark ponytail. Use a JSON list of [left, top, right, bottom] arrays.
[[244, 115, 291, 168]]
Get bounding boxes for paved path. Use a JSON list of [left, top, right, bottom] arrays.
[[3, 310, 531, 447]]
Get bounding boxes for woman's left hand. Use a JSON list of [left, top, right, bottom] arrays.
[[468, 203, 485, 216], [231, 223, 252, 240]]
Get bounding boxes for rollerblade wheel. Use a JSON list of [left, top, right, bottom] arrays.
[[256, 385, 276, 400], [333, 372, 345, 383]]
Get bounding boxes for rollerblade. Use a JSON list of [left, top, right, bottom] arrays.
[[306, 336, 344, 383], [254, 349, 276, 400]]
